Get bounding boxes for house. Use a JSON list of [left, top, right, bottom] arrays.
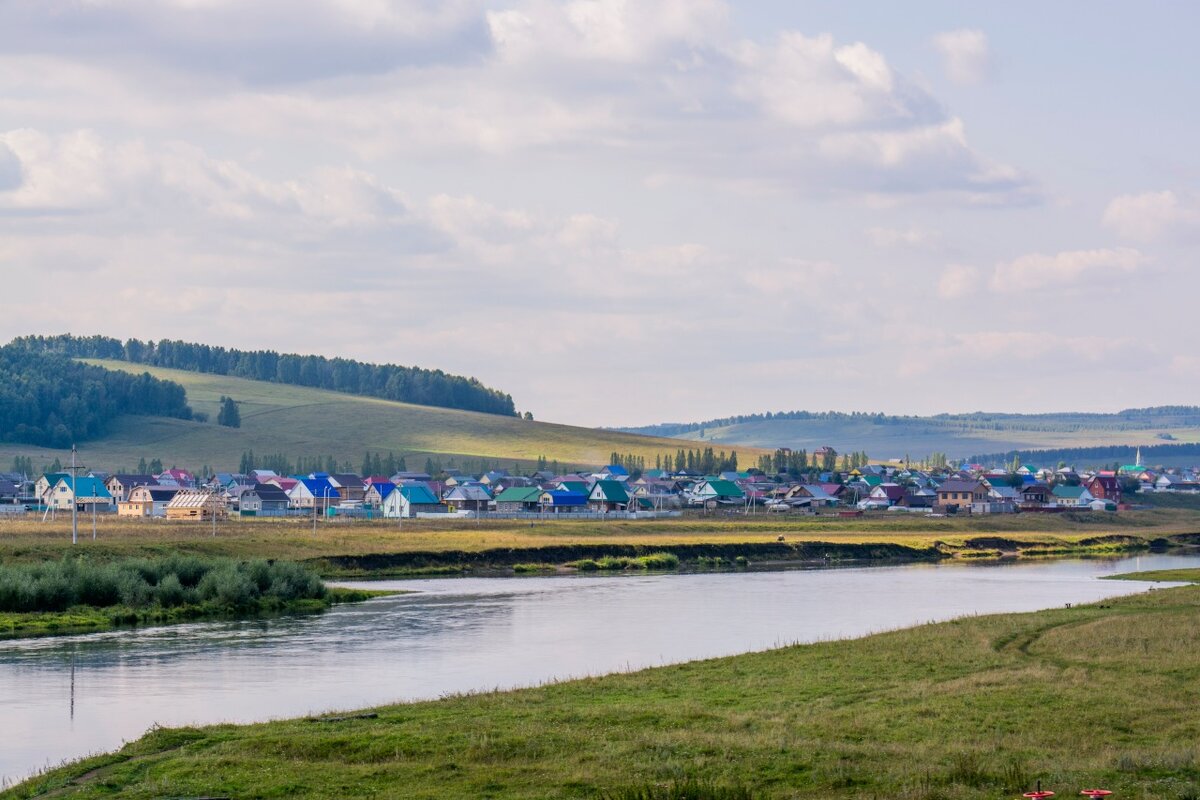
[[810, 446, 837, 469], [105, 474, 158, 503], [494, 486, 543, 513], [862, 483, 905, 509], [1019, 484, 1052, 507], [288, 478, 341, 510], [328, 474, 366, 503], [538, 490, 588, 512], [0, 479, 20, 504], [156, 468, 196, 489], [47, 476, 113, 511], [443, 484, 493, 512], [1051, 485, 1095, 508], [249, 469, 280, 483], [389, 471, 433, 483], [988, 485, 1021, 504], [691, 479, 746, 504], [1084, 475, 1122, 504], [386, 484, 444, 517], [491, 476, 537, 493], [363, 481, 396, 508], [1156, 474, 1200, 492], [784, 484, 837, 507], [239, 484, 290, 516], [266, 476, 299, 493], [165, 489, 226, 520], [35, 473, 70, 504], [935, 480, 989, 510], [479, 470, 509, 486], [556, 480, 590, 496], [588, 480, 630, 512], [118, 485, 180, 517]]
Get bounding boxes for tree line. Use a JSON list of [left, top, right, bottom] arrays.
[[618, 406, 1200, 439], [0, 345, 194, 447], [967, 442, 1200, 470], [13, 334, 517, 417]]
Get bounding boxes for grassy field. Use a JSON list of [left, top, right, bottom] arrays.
[[0, 359, 760, 474], [8, 575, 1200, 798], [1, 508, 1197, 575]]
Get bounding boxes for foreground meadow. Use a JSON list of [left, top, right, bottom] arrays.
[[8, 573, 1200, 799]]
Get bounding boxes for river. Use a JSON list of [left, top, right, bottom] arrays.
[[3, 553, 1199, 786]]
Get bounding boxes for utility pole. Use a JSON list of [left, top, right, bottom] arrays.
[[91, 483, 97, 540], [70, 445, 79, 546]]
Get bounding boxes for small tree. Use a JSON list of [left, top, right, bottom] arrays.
[[217, 396, 241, 428]]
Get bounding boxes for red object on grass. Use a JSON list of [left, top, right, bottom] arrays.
[[1080, 792, 1112, 799], [1023, 793, 1055, 799]]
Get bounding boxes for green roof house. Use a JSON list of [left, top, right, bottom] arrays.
[[693, 479, 745, 503], [494, 486, 543, 512], [588, 479, 630, 511]]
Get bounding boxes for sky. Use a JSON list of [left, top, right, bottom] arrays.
[[0, 1, 1197, 427]]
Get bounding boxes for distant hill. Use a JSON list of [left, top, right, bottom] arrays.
[[613, 408, 1200, 462], [0, 360, 762, 475], [13, 334, 517, 417]]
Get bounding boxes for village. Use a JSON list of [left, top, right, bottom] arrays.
[[0, 446, 1195, 522]]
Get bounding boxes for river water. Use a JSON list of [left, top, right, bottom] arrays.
[[3, 553, 1199, 786]]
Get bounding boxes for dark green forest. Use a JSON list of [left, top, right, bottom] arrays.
[[0, 345, 194, 447], [966, 442, 1200, 469], [14, 334, 516, 416]]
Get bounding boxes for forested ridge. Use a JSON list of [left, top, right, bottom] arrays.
[[0, 345, 194, 447], [618, 406, 1200, 438], [13, 334, 517, 416], [967, 442, 1200, 469]]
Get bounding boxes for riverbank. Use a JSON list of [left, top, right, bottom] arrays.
[[2, 507, 1197, 577], [0, 556, 385, 641], [0, 586, 380, 640], [8, 572, 1199, 799]]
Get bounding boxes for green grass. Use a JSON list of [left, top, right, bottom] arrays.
[[1, 508, 1195, 577], [9, 582, 1200, 799], [0, 555, 382, 640], [1108, 567, 1200, 583], [0, 359, 752, 473]]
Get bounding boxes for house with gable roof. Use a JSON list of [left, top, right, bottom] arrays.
[[47, 476, 112, 511], [588, 479, 629, 512]]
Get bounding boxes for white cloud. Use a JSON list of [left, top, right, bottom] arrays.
[[867, 227, 940, 250], [1103, 190, 1200, 242], [933, 29, 992, 85], [937, 264, 979, 298], [989, 247, 1145, 292], [487, 0, 727, 64]]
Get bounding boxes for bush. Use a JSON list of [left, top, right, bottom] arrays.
[[0, 556, 326, 614]]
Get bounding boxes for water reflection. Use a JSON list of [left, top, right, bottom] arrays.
[[3, 553, 1198, 786]]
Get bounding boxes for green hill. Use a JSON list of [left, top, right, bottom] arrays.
[[0, 361, 757, 474], [616, 409, 1200, 463]]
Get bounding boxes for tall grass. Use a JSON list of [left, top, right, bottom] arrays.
[[0, 556, 325, 613]]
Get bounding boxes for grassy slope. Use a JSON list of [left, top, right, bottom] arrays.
[[2, 508, 1196, 574], [9, 581, 1200, 799], [658, 416, 1200, 461], [0, 360, 759, 472]]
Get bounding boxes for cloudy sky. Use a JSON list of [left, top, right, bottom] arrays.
[[0, 1, 1196, 427]]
